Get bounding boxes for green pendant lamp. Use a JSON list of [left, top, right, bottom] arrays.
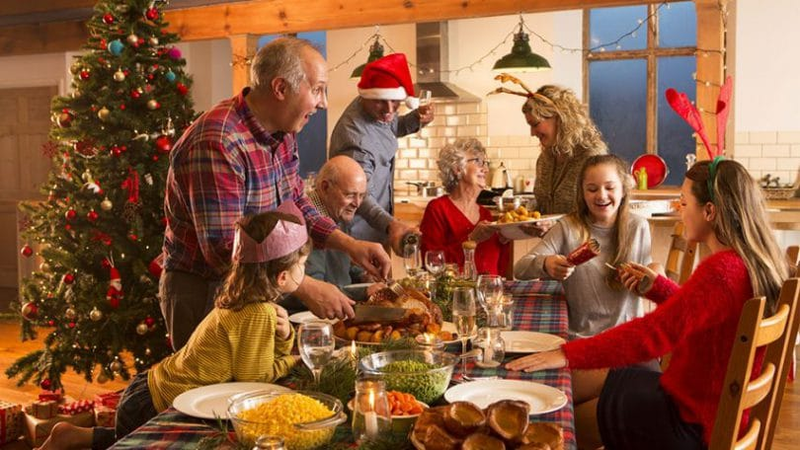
[[492, 17, 551, 73], [351, 37, 385, 79]]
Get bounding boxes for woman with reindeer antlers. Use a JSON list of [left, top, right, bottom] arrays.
[[491, 75, 608, 237]]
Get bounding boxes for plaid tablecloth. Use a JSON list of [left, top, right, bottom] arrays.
[[111, 279, 573, 449]]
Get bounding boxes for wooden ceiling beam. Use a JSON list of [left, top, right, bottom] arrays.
[[0, 0, 93, 17], [0, 0, 672, 57]]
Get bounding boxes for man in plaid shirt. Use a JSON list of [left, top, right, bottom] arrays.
[[161, 37, 391, 350]]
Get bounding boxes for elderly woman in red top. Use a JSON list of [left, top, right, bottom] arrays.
[[420, 138, 510, 276], [506, 158, 790, 449]]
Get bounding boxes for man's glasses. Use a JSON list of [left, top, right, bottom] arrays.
[[467, 158, 490, 168]]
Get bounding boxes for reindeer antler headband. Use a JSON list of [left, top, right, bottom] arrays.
[[666, 76, 732, 160], [487, 73, 555, 107]]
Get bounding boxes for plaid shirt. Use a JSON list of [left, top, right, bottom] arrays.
[[163, 89, 336, 279]]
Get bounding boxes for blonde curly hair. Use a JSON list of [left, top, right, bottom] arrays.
[[522, 85, 607, 157]]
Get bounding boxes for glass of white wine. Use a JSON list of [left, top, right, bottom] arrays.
[[452, 286, 476, 373], [298, 321, 334, 387], [403, 243, 422, 279]]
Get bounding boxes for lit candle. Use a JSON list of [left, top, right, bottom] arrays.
[[365, 390, 378, 438], [415, 332, 443, 350], [349, 340, 358, 367]]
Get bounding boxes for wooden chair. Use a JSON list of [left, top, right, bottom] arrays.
[[709, 278, 800, 450], [664, 221, 698, 284], [785, 246, 799, 381]]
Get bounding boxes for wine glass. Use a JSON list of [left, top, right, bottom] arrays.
[[452, 286, 477, 373], [298, 321, 334, 387], [418, 89, 432, 107], [476, 274, 504, 326], [403, 243, 422, 279], [425, 250, 445, 277]]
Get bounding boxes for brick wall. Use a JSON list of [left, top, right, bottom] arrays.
[[394, 99, 539, 196]]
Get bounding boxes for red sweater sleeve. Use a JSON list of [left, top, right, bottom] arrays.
[[645, 274, 680, 304], [563, 251, 751, 370]]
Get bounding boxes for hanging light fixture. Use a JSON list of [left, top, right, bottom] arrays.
[[350, 36, 385, 79], [492, 15, 551, 73]]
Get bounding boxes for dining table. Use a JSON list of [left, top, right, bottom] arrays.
[[109, 279, 575, 449]]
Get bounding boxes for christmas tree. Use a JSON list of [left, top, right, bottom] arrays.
[[7, 0, 194, 392]]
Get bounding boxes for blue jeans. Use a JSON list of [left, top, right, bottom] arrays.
[[92, 371, 158, 449]]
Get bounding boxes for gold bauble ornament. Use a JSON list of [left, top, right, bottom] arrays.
[[109, 361, 122, 372], [100, 198, 113, 211], [65, 307, 77, 320], [70, 63, 81, 75], [39, 262, 51, 273], [149, 37, 159, 46], [90, 307, 103, 322], [71, 89, 81, 98], [97, 107, 110, 121], [126, 34, 139, 45], [113, 69, 126, 82], [146, 99, 159, 110], [136, 323, 149, 335]]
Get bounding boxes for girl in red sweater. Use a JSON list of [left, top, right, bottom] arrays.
[[506, 158, 789, 449]]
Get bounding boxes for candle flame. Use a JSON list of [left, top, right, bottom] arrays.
[[350, 340, 357, 357], [368, 390, 375, 408]]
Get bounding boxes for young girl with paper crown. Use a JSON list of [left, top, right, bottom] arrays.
[[507, 157, 790, 449], [38, 203, 310, 450]]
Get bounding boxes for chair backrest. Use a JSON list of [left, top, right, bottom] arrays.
[[709, 278, 800, 450], [665, 221, 698, 284], [787, 245, 799, 268]]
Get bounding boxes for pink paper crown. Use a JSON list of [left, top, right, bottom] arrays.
[[232, 201, 308, 263]]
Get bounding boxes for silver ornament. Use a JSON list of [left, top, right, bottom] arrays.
[[136, 323, 149, 335], [90, 307, 103, 321]]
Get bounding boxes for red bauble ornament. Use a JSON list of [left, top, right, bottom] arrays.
[[152, 155, 159, 162], [68, 322, 76, 328], [21, 302, 38, 321], [111, 146, 123, 157], [87, 210, 99, 222], [128, 233, 138, 241], [48, 320, 55, 326], [155, 135, 172, 154], [102, 13, 115, 24], [63, 273, 75, 284], [145, 316, 156, 326], [130, 89, 141, 99], [119, 104, 126, 110], [65, 224, 72, 231], [40, 379, 52, 390], [176, 82, 189, 96], [145, 7, 159, 20], [80, 70, 90, 80], [65, 209, 77, 221], [20, 245, 33, 257], [101, 258, 112, 269]]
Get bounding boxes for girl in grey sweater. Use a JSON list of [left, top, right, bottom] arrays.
[[515, 155, 659, 339]]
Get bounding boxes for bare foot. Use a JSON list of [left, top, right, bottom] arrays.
[[36, 422, 93, 450]]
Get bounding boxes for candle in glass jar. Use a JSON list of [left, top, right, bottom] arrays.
[[415, 332, 443, 350], [365, 390, 378, 438]]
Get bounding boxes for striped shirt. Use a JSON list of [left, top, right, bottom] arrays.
[[163, 88, 336, 279], [147, 302, 296, 412]]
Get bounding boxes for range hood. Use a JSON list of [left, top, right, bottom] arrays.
[[415, 22, 480, 102]]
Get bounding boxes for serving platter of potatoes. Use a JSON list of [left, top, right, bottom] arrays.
[[495, 205, 542, 224], [490, 209, 564, 240], [410, 400, 564, 450], [333, 320, 457, 345]]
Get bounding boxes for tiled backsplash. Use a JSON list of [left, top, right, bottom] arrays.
[[733, 131, 800, 186], [395, 100, 539, 196], [395, 103, 800, 195]]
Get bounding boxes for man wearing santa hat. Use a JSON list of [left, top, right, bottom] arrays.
[[330, 53, 434, 251]]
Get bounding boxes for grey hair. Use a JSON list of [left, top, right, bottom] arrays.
[[437, 138, 487, 193], [250, 37, 318, 93]]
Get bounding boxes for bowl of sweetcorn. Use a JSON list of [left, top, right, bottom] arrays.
[[228, 390, 346, 449]]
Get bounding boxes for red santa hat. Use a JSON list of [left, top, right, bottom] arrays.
[[358, 53, 419, 109]]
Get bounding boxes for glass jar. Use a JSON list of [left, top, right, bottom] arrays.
[[474, 327, 505, 368], [252, 435, 286, 450], [352, 379, 392, 441]]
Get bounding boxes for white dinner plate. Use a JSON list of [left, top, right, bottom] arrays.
[[500, 331, 566, 353], [173, 382, 292, 419], [444, 379, 567, 415], [287, 311, 338, 325], [490, 214, 564, 240]]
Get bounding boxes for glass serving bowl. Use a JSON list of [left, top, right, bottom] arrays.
[[358, 350, 457, 404], [227, 390, 346, 449]]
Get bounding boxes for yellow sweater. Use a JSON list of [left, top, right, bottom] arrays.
[[148, 302, 296, 411]]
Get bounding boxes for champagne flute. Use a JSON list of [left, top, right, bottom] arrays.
[[476, 274, 504, 327], [403, 243, 422, 279], [452, 287, 477, 373], [298, 321, 334, 387], [425, 250, 445, 277]]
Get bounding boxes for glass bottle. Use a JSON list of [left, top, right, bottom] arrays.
[[474, 327, 506, 368], [352, 379, 392, 441], [252, 435, 286, 450], [462, 240, 477, 281]]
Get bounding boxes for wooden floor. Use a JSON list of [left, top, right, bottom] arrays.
[[0, 320, 798, 448]]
